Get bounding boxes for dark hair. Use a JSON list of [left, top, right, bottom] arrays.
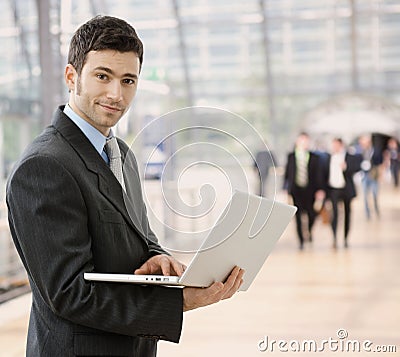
[[68, 15, 144, 75], [333, 137, 343, 144]]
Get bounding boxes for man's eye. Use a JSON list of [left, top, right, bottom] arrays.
[[123, 79, 135, 85], [97, 74, 108, 80]]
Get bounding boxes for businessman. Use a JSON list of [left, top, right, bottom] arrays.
[[6, 16, 244, 356], [284, 132, 324, 250], [323, 138, 361, 248]]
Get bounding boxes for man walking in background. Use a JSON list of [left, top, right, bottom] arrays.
[[358, 134, 383, 220], [284, 132, 324, 250], [324, 138, 361, 248]]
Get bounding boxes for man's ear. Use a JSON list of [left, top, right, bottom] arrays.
[[65, 64, 77, 92]]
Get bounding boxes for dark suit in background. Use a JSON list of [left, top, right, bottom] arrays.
[[284, 151, 323, 248], [387, 138, 400, 187], [6, 107, 183, 356], [324, 152, 361, 247]]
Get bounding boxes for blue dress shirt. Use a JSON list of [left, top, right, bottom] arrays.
[[63, 104, 110, 164]]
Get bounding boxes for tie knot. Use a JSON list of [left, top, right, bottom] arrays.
[[105, 137, 121, 159]]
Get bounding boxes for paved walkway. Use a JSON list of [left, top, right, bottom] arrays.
[[1, 184, 399, 356]]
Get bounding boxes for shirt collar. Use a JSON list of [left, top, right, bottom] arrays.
[[295, 149, 310, 160], [63, 104, 113, 156], [332, 150, 346, 157]]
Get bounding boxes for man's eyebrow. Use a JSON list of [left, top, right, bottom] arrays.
[[93, 66, 138, 79]]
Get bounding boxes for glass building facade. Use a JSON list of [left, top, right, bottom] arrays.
[[1, 0, 400, 167]]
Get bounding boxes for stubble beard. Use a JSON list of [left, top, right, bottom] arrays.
[[75, 76, 124, 133]]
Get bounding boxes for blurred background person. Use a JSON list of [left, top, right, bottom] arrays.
[[253, 149, 276, 197], [358, 134, 384, 220], [385, 137, 400, 188], [324, 138, 361, 249], [284, 132, 324, 250]]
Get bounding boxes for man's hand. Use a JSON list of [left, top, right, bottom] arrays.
[[134, 254, 186, 277], [182, 266, 245, 312]]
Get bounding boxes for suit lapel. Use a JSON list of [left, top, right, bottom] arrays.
[[51, 107, 148, 242], [97, 171, 147, 241]]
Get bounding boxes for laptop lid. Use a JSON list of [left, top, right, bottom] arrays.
[[178, 190, 297, 291]]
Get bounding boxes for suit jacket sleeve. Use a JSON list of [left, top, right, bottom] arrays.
[[6, 154, 183, 342], [310, 153, 324, 191], [345, 153, 361, 175]]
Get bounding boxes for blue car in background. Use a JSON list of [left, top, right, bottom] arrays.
[[143, 146, 166, 180]]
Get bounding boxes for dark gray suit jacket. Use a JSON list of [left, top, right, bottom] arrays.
[[283, 151, 323, 195], [6, 106, 183, 356]]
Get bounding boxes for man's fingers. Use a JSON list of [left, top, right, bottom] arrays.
[[134, 263, 152, 275], [223, 276, 244, 299], [221, 267, 245, 299], [208, 267, 244, 301], [160, 258, 171, 276], [207, 281, 224, 296], [203, 282, 225, 305], [182, 267, 244, 312], [135, 255, 187, 276], [183, 282, 225, 311], [223, 266, 241, 288], [134, 262, 147, 275], [170, 259, 185, 276], [134, 261, 159, 275], [160, 256, 187, 276]]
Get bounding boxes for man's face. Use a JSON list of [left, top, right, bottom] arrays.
[[296, 135, 309, 151], [331, 140, 343, 153], [359, 135, 371, 150], [65, 50, 140, 136]]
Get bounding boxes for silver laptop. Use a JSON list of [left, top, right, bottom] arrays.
[[84, 190, 297, 291]]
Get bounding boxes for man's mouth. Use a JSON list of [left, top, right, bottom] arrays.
[[98, 103, 123, 113]]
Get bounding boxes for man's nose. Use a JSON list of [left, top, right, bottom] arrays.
[[107, 81, 123, 101]]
